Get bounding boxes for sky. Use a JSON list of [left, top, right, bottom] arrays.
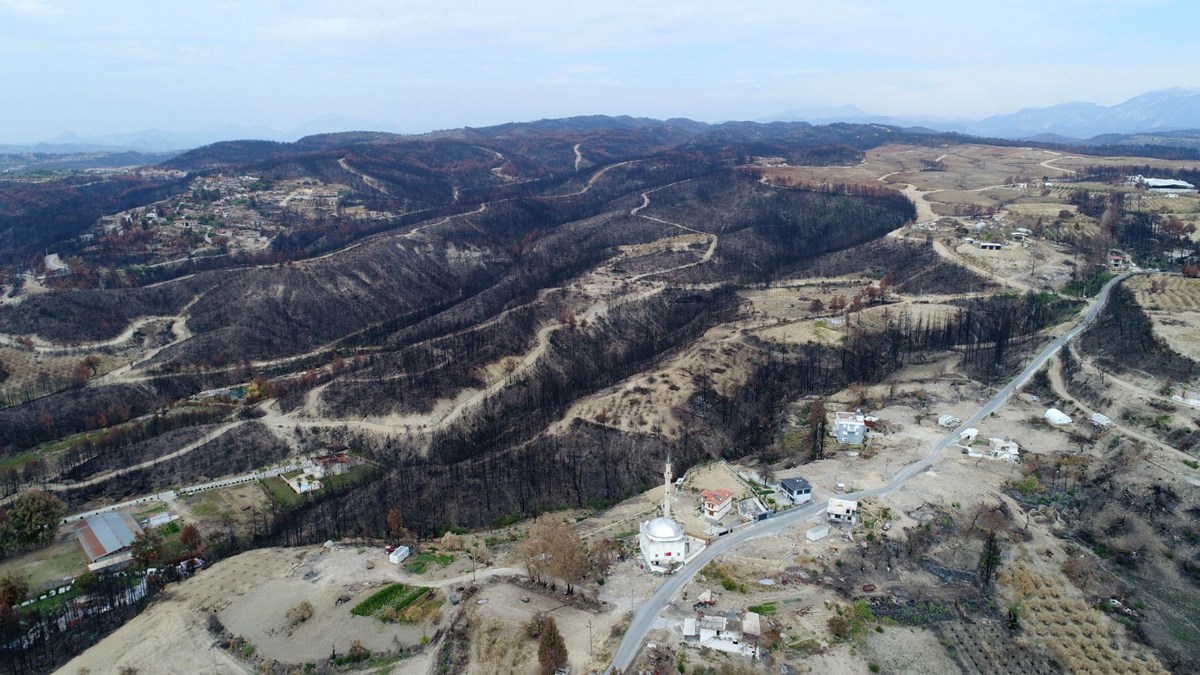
[[2, 0, 1199, 142]]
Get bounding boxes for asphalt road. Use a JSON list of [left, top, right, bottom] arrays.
[[608, 270, 1135, 672]]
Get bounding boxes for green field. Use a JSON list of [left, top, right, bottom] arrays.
[[324, 464, 379, 490], [261, 476, 302, 508], [350, 583, 429, 619], [403, 552, 455, 574]]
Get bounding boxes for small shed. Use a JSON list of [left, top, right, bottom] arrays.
[[806, 524, 830, 541], [1090, 412, 1112, 428], [388, 546, 411, 565], [959, 428, 979, 443], [683, 617, 698, 639]]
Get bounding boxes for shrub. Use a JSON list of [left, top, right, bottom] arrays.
[[285, 600, 314, 628]]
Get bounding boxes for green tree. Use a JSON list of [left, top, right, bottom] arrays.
[[131, 529, 165, 568], [537, 617, 568, 674], [3, 490, 66, 551]]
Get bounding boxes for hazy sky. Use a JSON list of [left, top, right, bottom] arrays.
[[2, 0, 1198, 141]]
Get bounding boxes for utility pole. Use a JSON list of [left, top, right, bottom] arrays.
[[588, 619, 594, 657]]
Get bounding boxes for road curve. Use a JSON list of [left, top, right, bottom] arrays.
[[609, 270, 1135, 672]]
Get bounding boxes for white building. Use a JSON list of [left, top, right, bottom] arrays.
[[1090, 412, 1112, 428], [986, 437, 1020, 462], [639, 456, 691, 572], [701, 489, 735, 521], [937, 414, 962, 428], [828, 498, 858, 524], [1143, 177, 1196, 191], [831, 410, 866, 445], [779, 476, 813, 505], [1172, 388, 1200, 408]]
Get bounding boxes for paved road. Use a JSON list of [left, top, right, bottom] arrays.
[[609, 270, 1135, 672]]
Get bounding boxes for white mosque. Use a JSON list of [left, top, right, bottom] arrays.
[[638, 455, 693, 572]]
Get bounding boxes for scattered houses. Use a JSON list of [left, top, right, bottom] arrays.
[[831, 410, 866, 445], [779, 476, 813, 505]]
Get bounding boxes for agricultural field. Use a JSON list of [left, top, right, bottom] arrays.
[[1129, 274, 1200, 361]]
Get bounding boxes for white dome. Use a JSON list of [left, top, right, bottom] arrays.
[[644, 517, 685, 541], [1044, 408, 1072, 425]]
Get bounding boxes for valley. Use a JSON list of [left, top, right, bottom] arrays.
[[0, 118, 1197, 673]]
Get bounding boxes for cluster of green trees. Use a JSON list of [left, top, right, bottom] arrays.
[[0, 490, 66, 556]]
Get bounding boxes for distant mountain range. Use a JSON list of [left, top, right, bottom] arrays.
[[762, 87, 1200, 140], [0, 114, 399, 154], [5, 88, 1200, 157]]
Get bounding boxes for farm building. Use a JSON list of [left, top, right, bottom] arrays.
[[1142, 177, 1195, 191], [1091, 412, 1112, 427], [701, 489, 735, 521], [74, 512, 143, 570], [828, 498, 858, 524], [779, 476, 813, 504], [831, 410, 866, 444]]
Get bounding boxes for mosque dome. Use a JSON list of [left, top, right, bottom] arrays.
[[644, 517, 685, 541]]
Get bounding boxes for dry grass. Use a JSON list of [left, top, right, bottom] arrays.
[[472, 619, 532, 674], [1006, 564, 1167, 674]]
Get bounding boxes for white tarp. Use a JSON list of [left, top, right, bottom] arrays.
[[1044, 408, 1072, 425]]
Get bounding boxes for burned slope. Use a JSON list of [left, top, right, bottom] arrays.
[[149, 229, 511, 367], [0, 273, 218, 342], [0, 172, 188, 268], [792, 238, 996, 294], [258, 179, 921, 535], [635, 173, 915, 283], [1079, 284, 1199, 381]]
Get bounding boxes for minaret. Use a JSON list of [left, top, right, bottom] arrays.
[[662, 453, 673, 520]]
